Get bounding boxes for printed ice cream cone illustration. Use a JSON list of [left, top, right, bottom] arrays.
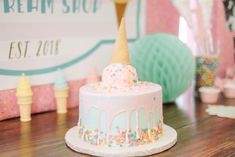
[[16, 74, 33, 122], [86, 67, 100, 84], [111, 18, 130, 64], [113, 0, 128, 25], [54, 69, 68, 114]]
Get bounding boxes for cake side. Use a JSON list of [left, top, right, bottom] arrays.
[[78, 82, 163, 147]]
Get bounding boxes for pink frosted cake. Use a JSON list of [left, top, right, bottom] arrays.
[[78, 19, 163, 147]]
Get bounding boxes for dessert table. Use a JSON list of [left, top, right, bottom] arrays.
[[1, 94, 235, 157]]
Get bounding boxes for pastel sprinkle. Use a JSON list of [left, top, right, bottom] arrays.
[[78, 122, 163, 147]]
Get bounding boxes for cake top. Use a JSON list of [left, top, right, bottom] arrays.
[[81, 82, 161, 95]]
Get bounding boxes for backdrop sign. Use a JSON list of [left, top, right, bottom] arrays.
[[0, 0, 145, 90]]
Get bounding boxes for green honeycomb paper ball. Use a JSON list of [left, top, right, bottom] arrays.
[[130, 33, 195, 103]]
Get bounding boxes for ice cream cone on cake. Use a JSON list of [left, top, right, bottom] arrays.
[[54, 69, 68, 114], [16, 74, 33, 122], [111, 18, 130, 64], [102, 18, 137, 86], [113, 0, 129, 25]]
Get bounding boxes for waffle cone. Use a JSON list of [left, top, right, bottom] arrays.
[[115, 3, 127, 26], [54, 88, 68, 114], [111, 18, 130, 64], [17, 97, 32, 122], [17, 96, 32, 105]]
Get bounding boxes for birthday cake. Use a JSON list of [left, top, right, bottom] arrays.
[[78, 19, 163, 147]]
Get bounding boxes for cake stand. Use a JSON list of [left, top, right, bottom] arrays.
[[65, 124, 177, 156]]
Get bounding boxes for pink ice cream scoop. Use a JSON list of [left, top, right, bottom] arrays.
[[102, 64, 138, 86]]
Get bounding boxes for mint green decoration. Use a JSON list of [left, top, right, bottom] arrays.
[[54, 69, 68, 89], [130, 33, 195, 103]]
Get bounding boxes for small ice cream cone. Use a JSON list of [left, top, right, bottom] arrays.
[[86, 67, 100, 84], [113, 0, 128, 25], [16, 74, 33, 122], [111, 18, 130, 64], [54, 88, 68, 114], [54, 69, 69, 114]]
